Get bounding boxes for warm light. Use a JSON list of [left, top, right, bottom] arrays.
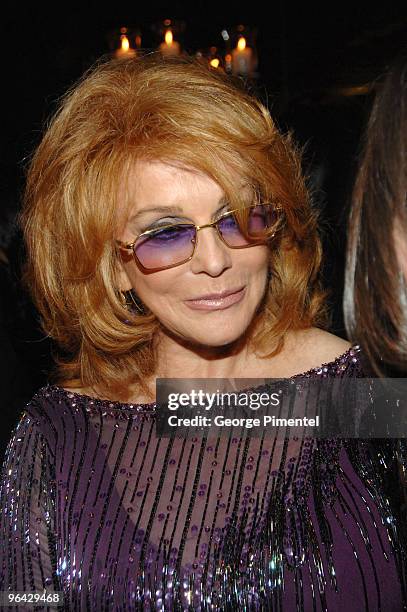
[[135, 35, 142, 48], [231, 37, 253, 76], [225, 54, 232, 63], [115, 31, 136, 58], [165, 30, 173, 45], [210, 58, 220, 68], [121, 35, 130, 52], [160, 27, 180, 56], [237, 37, 246, 51]]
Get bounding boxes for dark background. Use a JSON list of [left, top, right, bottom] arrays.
[[1, 1, 406, 453]]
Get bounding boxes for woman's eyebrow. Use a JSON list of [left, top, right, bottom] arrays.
[[128, 197, 229, 223], [129, 205, 184, 223]]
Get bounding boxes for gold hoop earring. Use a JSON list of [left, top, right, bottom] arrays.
[[120, 289, 146, 315]]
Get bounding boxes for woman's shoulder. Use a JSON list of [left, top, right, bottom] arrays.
[[28, 384, 126, 411], [294, 328, 351, 363], [27, 384, 156, 414], [293, 328, 362, 377], [11, 386, 65, 429], [3, 387, 67, 458], [15, 384, 106, 435], [269, 328, 361, 378]]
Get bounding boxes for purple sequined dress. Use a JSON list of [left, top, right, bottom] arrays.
[[1, 347, 406, 611]]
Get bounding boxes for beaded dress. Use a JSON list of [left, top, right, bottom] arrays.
[[0, 346, 406, 611]]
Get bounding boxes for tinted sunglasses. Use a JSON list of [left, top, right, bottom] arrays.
[[117, 203, 282, 272]]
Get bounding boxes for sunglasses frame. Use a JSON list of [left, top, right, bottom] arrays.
[[116, 203, 282, 273]]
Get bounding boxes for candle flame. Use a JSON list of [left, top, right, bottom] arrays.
[[121, 35, 130, 52], [237, 37, 246, 51], [210, 58, 220, 68], [165, 30, 173, 45]]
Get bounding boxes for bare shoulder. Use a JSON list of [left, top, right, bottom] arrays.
[[62, 385, 155, 404], [297, 327, 351, 358], [61, 385, 117, 402], [287, 327, 351, 360], [63, 385, 97, 397], [271, 327, 351, 377]]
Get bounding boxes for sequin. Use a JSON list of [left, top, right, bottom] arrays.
[[0, 346, 405, 610]]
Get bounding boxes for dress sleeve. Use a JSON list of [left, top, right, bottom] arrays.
[[0, 410, 58, 594]]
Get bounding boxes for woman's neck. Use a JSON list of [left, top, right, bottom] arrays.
[[154, 332, 258, 379]]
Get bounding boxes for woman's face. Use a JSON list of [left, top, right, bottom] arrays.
[[117, 160, 269, 348]]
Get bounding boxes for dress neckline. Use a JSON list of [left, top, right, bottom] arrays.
[[45, 345, 360, 411]]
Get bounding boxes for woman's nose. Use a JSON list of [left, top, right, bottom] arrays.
[[189, 225, 232, 276]]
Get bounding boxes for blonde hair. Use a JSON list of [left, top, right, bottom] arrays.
[[22, 53, 326, 400]]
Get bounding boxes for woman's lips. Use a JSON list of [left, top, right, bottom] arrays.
[[184, 287, 246, 311]]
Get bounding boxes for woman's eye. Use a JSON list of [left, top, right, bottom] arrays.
[[149, 225, 188, 243], [144, 219, 181, 232], [220, 215, 237, 228]]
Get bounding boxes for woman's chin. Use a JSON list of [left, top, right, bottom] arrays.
[[160, 323, 249, 351], [185, 328, 251, 350]]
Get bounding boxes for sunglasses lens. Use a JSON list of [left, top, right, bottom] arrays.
[[134, 225, 196, 270], [248, 204, 275, 235], [218, 205, 276, 246], [216, 214, 246, 247]]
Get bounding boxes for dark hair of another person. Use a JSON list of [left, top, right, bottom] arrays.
[[344, 51, 407, 375]]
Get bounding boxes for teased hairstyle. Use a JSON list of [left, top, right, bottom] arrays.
[[22, 53, 326, 400], [344, 51, 407, 375]]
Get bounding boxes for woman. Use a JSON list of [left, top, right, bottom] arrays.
[[344, 51, 407, 376], [344, 51, 407, 608], [0, 55, 404, 610]]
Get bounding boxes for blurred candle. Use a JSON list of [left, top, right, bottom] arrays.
[[231, 37, 253, 76], [115, 35, 136, 59], [159, 30, 180, 56]]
